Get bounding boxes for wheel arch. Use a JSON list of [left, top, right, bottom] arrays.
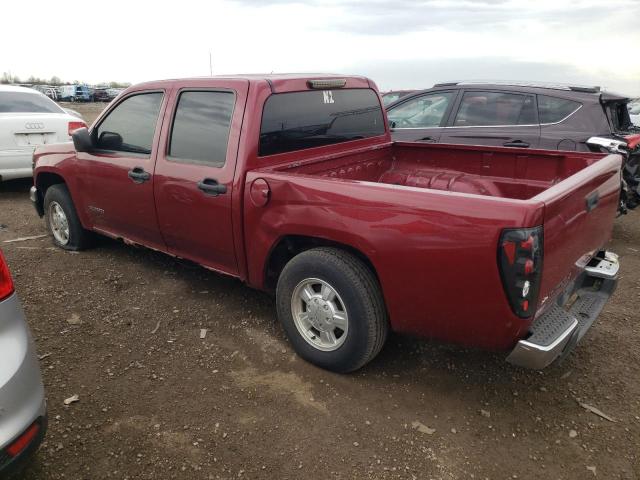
[[263, 235, 382, 294], [34, 171, 67, 216]]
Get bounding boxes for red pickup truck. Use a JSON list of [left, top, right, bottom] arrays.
[[30, 74, 621, 372]]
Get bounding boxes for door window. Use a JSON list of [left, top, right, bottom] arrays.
[[168, 91, 235, 167], [454, 91, 536, 126], [387, 92, 455, 128], [95, 92, 163, 155]]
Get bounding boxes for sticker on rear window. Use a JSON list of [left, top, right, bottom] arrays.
[[323, 91, 335, 104]]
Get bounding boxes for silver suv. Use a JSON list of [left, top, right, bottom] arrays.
[[0, 249, 46, 477]]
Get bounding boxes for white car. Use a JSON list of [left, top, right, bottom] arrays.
[[0, 85, 86, 181]]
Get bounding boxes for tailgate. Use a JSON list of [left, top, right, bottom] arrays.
[[533, 153, 622, 309]]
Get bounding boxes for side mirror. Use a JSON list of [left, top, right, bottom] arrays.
[[72, 127, 93, 153], [97, 131, 123, 151]]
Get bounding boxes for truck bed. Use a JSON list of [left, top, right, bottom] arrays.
[[270, 142, 605, 200], [247, 140, 621, 349]]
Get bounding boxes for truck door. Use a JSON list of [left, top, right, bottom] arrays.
[[440, 90, 540, 148], [153, 80, 249, 276], [79, 90, 167, 250]]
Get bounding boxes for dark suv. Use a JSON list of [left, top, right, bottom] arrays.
[[386, 81, 640, 209]]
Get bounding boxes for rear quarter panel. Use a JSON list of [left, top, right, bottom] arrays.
[[243, 171, 544, 349]]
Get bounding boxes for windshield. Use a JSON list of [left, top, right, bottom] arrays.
[[259, 89, 385, 156], [0, 91, 64, 113]]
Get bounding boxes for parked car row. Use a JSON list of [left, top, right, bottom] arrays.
[[30, 84, 123, 102]]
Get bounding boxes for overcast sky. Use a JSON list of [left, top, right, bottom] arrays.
[[2, 0, 639, 95]]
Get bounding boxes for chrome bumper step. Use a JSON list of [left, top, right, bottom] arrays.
[[507, 251, 619, 369]]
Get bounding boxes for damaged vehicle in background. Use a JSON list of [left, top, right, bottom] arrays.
[[385, 82, 640, 212], [627, 98, 639, 126]]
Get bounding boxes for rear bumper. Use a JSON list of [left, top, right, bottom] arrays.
[[30, 186, 44, 217], [0, 416, 47, 478], [507, 251, 619, 369], [0, 294, 47, 474], [0, 150, 33, 181]]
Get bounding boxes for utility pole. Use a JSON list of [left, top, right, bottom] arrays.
[[209, 51, 213, 76]]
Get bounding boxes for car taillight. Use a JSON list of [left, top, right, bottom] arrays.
[[6, 422, 40, 457], [0, 249, 15, 301], [498, 226, 543, 319], [68, 121, 87, 136]]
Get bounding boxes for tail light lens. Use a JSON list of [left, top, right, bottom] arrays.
[[68, 121, 87, 136], [498, 226, 543, 318], [0, 249, 15, 301], [6, 422, 40, 457]]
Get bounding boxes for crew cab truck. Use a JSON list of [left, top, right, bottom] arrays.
[[30, 75, 622, 372]]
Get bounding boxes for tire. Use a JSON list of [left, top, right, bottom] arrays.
[[44, 184, 92, 250], [276, 247, 388, 372]]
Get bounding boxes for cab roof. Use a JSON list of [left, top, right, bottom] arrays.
[[131, 74, 374, 94]]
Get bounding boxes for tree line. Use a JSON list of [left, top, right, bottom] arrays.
[[1, 72, 130, 88]]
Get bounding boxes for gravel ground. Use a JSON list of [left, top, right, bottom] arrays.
[[1, 103, 639, 479]]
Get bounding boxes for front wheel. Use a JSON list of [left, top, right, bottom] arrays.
[[276, 247, 388, 372], [44, 184, 92, 250]]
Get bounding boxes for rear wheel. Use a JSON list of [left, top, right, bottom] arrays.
[[276, 247, 388, 372], [44, 184, 92, 250]]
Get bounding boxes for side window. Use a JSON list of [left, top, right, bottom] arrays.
[[382, 93, 401, 106], [454, 91, 536, 126], [168, 91, 235, 167], [538, 95, 581, 124], [96, 92, 163, 155], [387, 92, 455, 128]]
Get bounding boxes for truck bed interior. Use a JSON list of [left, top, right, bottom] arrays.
[[272, 142, 604, 200]]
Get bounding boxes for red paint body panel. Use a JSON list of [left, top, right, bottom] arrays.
[[32, 74, 622, 352]]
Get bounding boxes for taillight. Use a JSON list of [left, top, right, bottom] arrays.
[[6, 422, 40, 457], [0, 249, 15, 301], [498, 226, 543, 318], [68, 121, 87, 136]]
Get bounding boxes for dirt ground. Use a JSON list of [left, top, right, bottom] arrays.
[[1, 102, 639, 479]]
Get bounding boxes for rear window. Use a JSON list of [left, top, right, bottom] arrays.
[[537, 95, 581, 124], [0, 92, 63, 113], [259, 89, 385, 156]]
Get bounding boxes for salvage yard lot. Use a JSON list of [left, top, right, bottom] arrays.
[[1, 102, 639, 479]]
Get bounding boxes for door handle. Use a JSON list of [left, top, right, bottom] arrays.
[[503, 140, 530, 148], [197, 178, 227, 196], [128, 167, 151, 183]]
